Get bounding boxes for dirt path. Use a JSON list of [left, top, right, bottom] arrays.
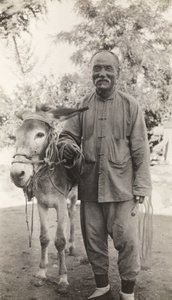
[[0, 203, 172, 300], [0, 156, 172, 300]]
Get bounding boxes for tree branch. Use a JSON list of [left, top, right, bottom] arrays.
[[12, 35, 25, 74]]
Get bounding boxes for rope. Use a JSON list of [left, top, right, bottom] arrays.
[[138, 196, 153, 268], [32, 135, 67, 195], [33, 130, 69, 195], [24, 192, 34, 247], [12, 160, 44, 164]]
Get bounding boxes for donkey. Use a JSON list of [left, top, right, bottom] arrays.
[[10, 105, 87, 294]]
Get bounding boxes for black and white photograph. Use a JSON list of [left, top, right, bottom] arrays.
[[0, 1, 172, 300]]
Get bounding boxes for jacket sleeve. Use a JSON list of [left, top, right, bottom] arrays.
[[57, 104, 84, 181], [130, 102, 152, 197], [58, 103, 82, 149]]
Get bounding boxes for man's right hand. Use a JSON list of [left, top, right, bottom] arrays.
[[63, 144, 78, 161]]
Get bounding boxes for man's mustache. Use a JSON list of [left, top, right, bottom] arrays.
[[95, 78, 111, 85]]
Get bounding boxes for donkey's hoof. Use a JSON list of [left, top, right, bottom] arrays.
[[57, 282, 69, 294], [34, 276, 46, 287]]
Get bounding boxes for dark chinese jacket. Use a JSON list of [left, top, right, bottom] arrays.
[[58, 90, 152, 202]]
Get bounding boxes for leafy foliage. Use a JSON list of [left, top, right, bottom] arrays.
[[0, 0, 62, 146], [0, 0, 172, 147], [55, 0, 172, 129], [0, 0, 47, 37], [0, 72, 86, 146]]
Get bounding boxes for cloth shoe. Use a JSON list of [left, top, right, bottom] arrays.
[[120, 291, 134, 300], [88, 284, 111, 299]]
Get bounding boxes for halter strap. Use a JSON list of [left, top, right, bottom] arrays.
[[12, 153, 45, 165], [23, 113, 54, 128]]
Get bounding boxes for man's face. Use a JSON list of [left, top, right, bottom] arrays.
[[91, 52, 118, 94]]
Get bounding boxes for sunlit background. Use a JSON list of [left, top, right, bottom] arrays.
[[0, 4, 172, 300], [0, 0, 81, 94], [0, 0, 172, 213]]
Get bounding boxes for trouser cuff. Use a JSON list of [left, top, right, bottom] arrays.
[[95, 274, 109, 288], [121, 279, 135, 294]]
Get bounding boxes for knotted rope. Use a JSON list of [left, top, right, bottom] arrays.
[[24, 192, 34, 247], [30, 130, 68, 195], [139, 196, 153, 268]]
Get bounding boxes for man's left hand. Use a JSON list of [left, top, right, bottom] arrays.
[[134, 195, 145, 204]]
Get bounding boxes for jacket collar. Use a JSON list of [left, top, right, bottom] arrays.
[[96, 90, 116, 102]]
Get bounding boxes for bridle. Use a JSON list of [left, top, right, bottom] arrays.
[[12, 130, 58, 165], [12, 128, 69, 196], [12, 151, 45, 164]]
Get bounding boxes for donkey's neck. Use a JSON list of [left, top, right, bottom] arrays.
[[35, 163, 71, 198]]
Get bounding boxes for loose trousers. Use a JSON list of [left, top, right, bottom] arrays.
[[80, 200, 141, 281]]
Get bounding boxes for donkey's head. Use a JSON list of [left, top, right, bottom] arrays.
[[10, 108, 55, 188], [10, 105, 88, 188]]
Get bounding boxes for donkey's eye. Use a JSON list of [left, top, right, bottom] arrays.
[[36, 132, 45, 138]]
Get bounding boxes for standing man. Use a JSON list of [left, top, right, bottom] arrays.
[[58, 50, 152, 300]]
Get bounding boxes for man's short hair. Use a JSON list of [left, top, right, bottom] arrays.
[[90, 50, 120, 74]]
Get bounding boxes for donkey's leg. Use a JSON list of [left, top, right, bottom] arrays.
[[54, 204, 69, 294], [34, 203, 50, 287], [68, 192, 77, 256]]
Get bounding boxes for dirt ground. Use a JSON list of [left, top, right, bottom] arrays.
[[0, 148, 172, 300]]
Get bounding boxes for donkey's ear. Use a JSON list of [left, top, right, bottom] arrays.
[[49, 106, 89, 121], [15, 110, 30, 120]]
